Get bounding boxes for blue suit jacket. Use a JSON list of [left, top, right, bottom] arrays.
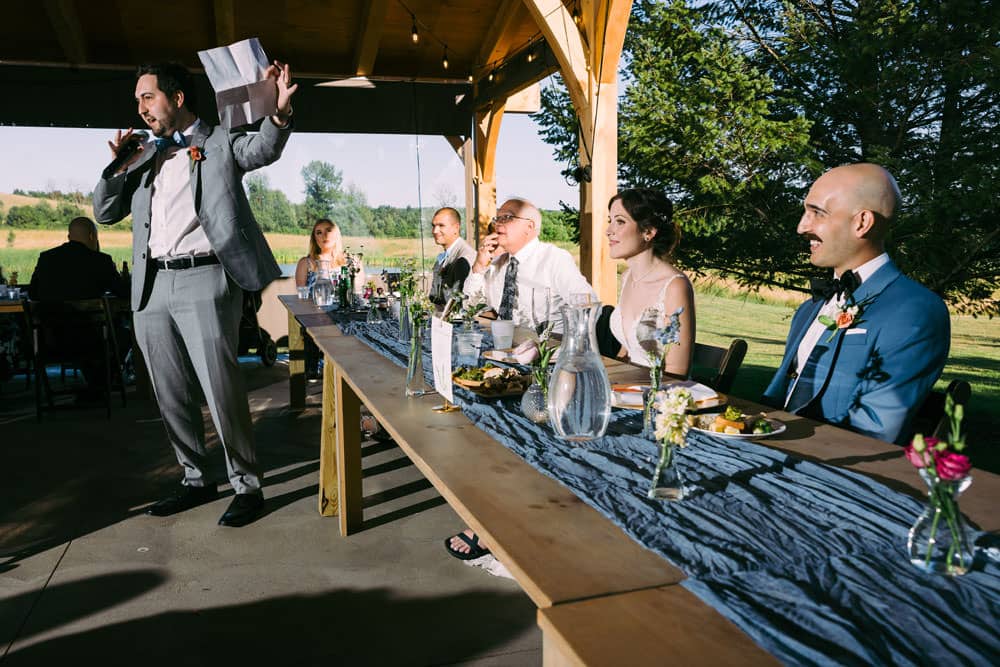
[[93, 119, 289, 310], [763, 260, 950, 444]]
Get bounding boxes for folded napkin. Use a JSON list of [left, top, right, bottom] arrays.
[[611, 380, 718, 409]]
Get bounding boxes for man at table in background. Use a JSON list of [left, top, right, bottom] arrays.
[[428, 207, 476, 306], [93, 60, 297, 527], [29, 217, 128, 302], [462, 197, 596, 330], [763, 163, 950, 444], [28, 216, 130, 399]]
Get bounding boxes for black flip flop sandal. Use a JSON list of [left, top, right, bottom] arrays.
[[444, 532, 491, 561]]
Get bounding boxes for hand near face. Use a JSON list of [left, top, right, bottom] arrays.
[[107, 128, 145, 173], [473, 232, 502, 273], [265, 61, 299, 118]]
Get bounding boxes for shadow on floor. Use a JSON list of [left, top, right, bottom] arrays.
[[4, 573, 535, 666]]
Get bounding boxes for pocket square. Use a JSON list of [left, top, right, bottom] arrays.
[[846, 328, 867, 335]]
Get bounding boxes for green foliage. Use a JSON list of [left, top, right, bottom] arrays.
[[245, 173, 300, 232], [718, 0, 1000, 314], [6, 231, 14, 248], [301, 160, 345, 223], [5, 201, 87, 229], [540, 207, 578, 243], [535, 0, 1000, 314]]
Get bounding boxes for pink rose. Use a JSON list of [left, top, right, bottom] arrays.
[[835, 311, 855, 328], [935, 450, 971, 481]]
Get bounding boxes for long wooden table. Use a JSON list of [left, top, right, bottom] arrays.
[[279, 296, 999, 665]]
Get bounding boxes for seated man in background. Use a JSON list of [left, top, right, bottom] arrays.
[[29, 216, 128, 301], [763, 163, 950, 444], [428, 207, 477, 306], [29, 216, 129, 397], [463, 197, 596, 330]]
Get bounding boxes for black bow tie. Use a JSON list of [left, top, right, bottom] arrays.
[[810, 270, 860, 302]]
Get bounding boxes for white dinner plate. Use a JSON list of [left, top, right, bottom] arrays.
[[690, 414, 787, 440]]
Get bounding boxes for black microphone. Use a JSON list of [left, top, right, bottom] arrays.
[[103, 131, 149, 177]]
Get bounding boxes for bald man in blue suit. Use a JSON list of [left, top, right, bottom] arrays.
[[763, 164, 950, 444]]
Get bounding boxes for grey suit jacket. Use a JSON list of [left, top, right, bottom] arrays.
[[93, 118, 290, 310]]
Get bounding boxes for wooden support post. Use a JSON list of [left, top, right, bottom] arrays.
[[523, 0, 633, 306], [335, 366, 363, 535], [287, 312, 306, 410], [318, 355, 339, 517], [474, 104, 505, 239]]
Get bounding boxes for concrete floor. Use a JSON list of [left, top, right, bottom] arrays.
[[0, 361, 541, 666]]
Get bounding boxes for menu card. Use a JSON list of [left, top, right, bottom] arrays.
[[431, 316, 454, 404]]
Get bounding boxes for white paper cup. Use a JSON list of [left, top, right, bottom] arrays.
[[491, 319, 515, 349]]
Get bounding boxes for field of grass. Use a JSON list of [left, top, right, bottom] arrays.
[[2, 227, 996, 464]]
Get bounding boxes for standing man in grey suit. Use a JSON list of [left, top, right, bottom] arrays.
[[93, 61, 298, 527]]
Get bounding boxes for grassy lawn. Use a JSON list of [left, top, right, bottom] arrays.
[[2, 229, 996, 467]]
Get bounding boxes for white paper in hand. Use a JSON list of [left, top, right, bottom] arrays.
[[197, 37, 277, 129]]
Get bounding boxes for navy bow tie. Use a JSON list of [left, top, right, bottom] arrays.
[[154, 133, 187, 152], [810, 270, 860, 302]]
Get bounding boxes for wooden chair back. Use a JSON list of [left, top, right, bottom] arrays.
[[691, 339, 748, 393]]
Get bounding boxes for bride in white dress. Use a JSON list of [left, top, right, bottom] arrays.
[[606, 188, 695, 377]]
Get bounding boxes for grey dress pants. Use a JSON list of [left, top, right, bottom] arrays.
[[134, 263, 261, 495]]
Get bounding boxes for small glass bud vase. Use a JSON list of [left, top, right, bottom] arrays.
[[405, 324, 431, 397], [648, 441, 686, 501], [520, 378, 549, 424], [907, 469, 974, 576]]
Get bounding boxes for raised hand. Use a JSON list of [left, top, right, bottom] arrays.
[[265, 60, 298, 119], [107, 128, 145, 173]]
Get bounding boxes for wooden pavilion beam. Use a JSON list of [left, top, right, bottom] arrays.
[[522, 0, 633, 307], [473, 102, 506, 242], [477, 0, 523, 76], [43, 0, 87, 65], [213, 0, 236, 47], [353, 0, 388, 76]]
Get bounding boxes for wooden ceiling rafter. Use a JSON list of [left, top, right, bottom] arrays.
[[212, 0, 236, 48], [43, 0, 88, 65], [353, 0, 389, 76]]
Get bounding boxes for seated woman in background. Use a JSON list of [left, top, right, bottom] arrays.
[[294, 219, 365, 379], [606, 188, 695, 377], [295, 218, 366, 291]]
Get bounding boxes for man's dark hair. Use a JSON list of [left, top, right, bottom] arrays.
[[136, 62, 198, 115]]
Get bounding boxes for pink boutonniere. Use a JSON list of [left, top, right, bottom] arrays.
[[817, 292, 878, 342], [188, 146, 204, 171]]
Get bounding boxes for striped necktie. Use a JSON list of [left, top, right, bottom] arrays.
[[497, 256, 518, 320]]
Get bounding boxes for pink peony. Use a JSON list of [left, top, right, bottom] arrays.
[[935, 450, 972, 481]]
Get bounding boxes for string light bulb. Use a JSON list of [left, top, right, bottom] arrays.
[[411, 19, 419, 43], [488, 69, 495, 82], [572, 7, 582, 26], [442, 46, 449, 70], [526, 50, 535, 63], [467, 73, 474, 83]]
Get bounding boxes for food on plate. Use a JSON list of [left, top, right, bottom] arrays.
[[696, 408, 776, 435], [452, 364, 530, 395]]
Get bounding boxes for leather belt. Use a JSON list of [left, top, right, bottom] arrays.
[[155, 255, 220, 270]]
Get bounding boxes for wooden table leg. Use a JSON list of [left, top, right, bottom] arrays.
[[287, 311, 305, 410], [318, 353, 339, 517], [334, 364, 363, 535]]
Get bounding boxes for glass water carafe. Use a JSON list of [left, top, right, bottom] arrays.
[[312, 260, 334, 308], [547, 299, 612, 441]]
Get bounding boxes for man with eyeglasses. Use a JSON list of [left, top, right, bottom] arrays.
[[463, 198, 595, 331]]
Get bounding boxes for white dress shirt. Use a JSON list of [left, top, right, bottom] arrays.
[[786, 252, 890, 407], [463, 238, 597, 328], [148, 119, 214, 259]]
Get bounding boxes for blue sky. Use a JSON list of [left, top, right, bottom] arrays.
[[0, 112, 578, 211]]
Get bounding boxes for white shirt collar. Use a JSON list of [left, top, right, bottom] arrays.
[[838, 252, 889, 284]]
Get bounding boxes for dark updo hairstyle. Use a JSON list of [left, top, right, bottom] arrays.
[[608, 188, 679, 260], [136, 62, 199, 116]]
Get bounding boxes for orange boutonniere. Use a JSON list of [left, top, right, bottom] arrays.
[[187, 146, 203, 171]]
